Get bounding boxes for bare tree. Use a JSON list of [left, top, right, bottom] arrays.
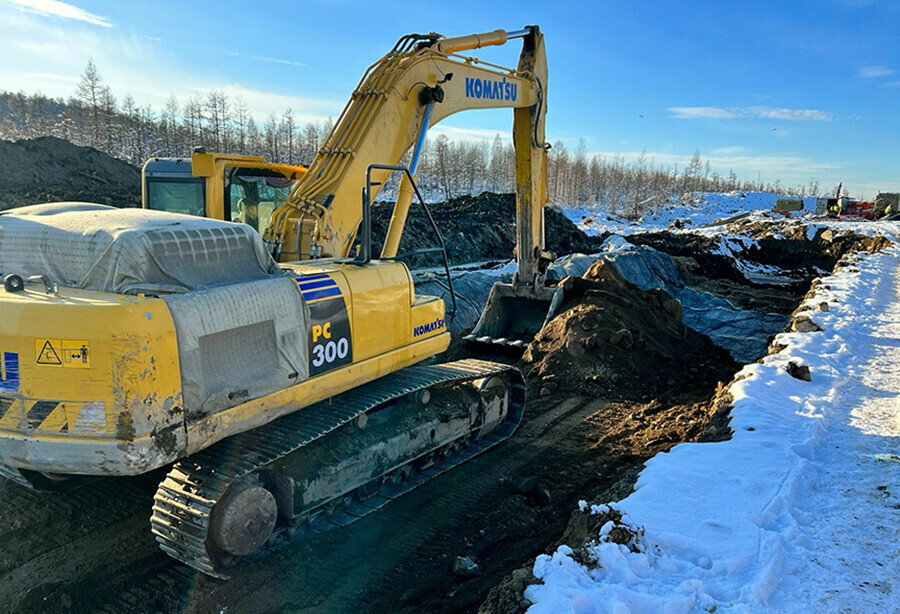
[[161, 94, 180, 155], [281, 108, 296, 164], [75, 59, 103, 145], [183, 96, 204, 147], [99, 86, 117, 152], [233, 96, 249, 154], [205, 90, 229, 151], [264, 113, 279, 161]]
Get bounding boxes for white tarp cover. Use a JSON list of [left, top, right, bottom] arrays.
[[0, 203, 309, 416], [0, 203, 278, 294], [163, 277, 308, 417]]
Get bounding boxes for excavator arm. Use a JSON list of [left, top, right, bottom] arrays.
[[266, 28, 547, 261], [264, 25, 557, 345]]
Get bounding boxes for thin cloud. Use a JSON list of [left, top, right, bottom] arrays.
[[2, 0, 111, 27], [251, 56, 309, 69], [748, 107, 832, 121], [669, 106, 832, 121], [226, 51, 309, 68], [859, 65, 897, 79], [669, 107, 737, 119]]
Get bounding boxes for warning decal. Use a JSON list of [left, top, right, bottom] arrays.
[[35, 339, 91, 368]]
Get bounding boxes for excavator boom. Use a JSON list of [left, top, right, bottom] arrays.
[[264, 26, 556, 344]]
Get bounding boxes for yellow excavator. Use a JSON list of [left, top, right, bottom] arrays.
[[0, 26, 554, 577]]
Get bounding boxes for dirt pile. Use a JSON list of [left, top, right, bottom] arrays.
[[371, 192, 605, 267], [0, 137, 140, 209], [522, 260, 739, 402], [718, 217, 894, 266]]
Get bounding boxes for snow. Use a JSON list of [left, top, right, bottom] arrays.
[[525, 239, 900, 613], [563, 191, 817, 237]]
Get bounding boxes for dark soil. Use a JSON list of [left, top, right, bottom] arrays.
[[371, 192, 606, 267], [523, 260, 740, 403], [0, 137, 140, 209], [628, 226, 892, 316]]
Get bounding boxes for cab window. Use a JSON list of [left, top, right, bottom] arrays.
[[146, 178, 205, 217], [228, 174, 295, 237]]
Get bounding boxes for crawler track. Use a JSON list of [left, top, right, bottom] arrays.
[[151, 359, 525, 578]]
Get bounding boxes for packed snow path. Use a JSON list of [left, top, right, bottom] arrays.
[[775, 249, 900, 612], [525, 244, 900, 614]]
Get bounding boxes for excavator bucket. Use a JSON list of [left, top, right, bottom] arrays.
[[465, 281, 564, 348]]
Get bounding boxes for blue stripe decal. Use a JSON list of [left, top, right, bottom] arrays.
[[298, 279, 337, 291], [0, 352, 19, 393], [301, 287, 343, 301], [295, 274, 330, 282]]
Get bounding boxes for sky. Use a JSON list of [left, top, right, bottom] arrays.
[[0, 0, 898, 197]]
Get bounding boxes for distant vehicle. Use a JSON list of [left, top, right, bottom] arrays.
[[816, 196, 840, 216], [875, 192, 899, 219], [842, 199, 876, 220], [774, 198, 804, 214]]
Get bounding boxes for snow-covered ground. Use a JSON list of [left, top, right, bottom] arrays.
[[524, 234, 900, 613], [562, 191, 817, 237]]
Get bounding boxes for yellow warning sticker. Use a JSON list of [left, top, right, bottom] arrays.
[[34, 339, 91, 369]]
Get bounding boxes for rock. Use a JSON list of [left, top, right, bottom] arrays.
[[512, 476, 538, 495], [608, 328, 634, 349], [792, 316, 823, 333], [509, 567, 538, 593], [581, 333, 602, 350], [539, 387, 552, 397], [705, 425, 719, 437], [452, 555, 481, 579], [660, 296, 683, 321], [565, 337, 586, 358], [786, 362, 811, 381], [533, 482, 552, 506], [817, 302, 830, 312]]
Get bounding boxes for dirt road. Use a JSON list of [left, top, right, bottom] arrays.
[[0, 377, 726, 614]]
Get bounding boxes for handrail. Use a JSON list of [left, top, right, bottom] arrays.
[[355, 163, 457, 321]]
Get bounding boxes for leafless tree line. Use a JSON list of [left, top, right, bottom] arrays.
[[0, 60, 824, 216], [0, 60, 334, 168]]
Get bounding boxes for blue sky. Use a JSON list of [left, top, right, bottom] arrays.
[[0, 0, 898, 196]]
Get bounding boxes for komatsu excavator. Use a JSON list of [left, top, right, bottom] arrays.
[[0, 26, 555, 577]]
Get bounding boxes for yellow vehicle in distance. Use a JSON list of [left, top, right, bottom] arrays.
[[142, 150, 306, 237]]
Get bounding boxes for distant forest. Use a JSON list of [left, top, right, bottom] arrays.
[[0, 61, 824, 217]]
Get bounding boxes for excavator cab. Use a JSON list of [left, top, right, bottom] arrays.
[[142, 151, 306, 238]]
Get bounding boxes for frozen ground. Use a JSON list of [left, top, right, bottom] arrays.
[[563, 191, 817, 236], [524, 230, 900, 613]]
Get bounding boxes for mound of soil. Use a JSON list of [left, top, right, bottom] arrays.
[[0, 137, 140, 209], [371, 192, 605, 267], [522, 260, 740, 403]]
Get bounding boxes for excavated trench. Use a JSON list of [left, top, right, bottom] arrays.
[[0, 208, 891, 614]]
